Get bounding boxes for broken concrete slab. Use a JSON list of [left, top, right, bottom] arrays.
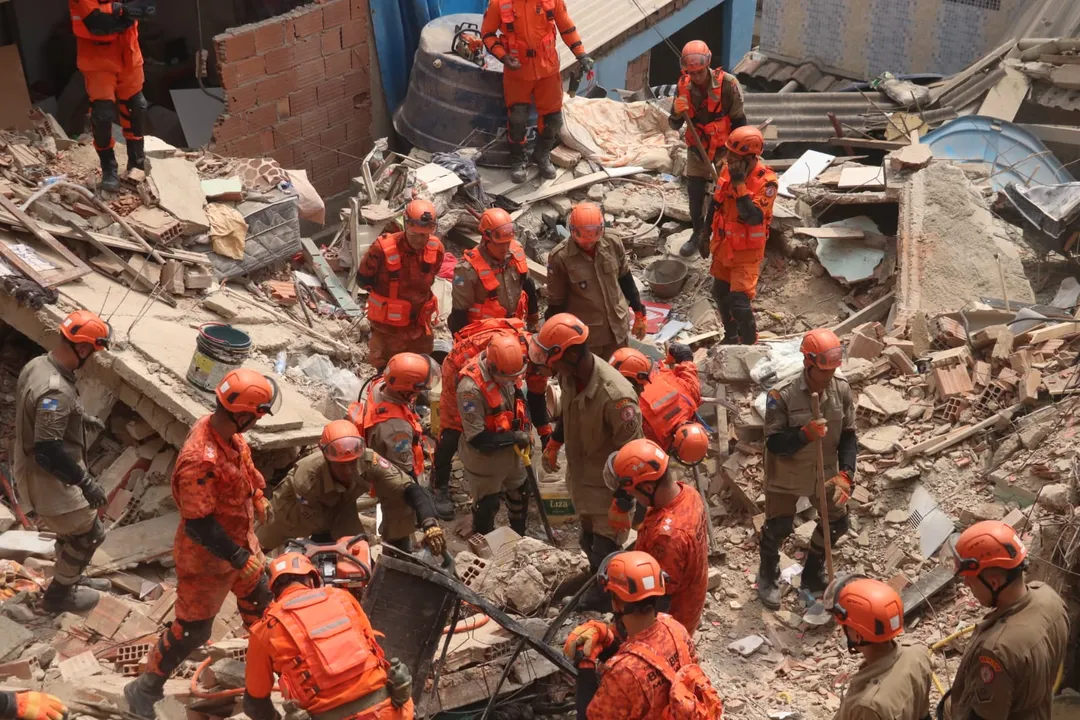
[[848, 331, 885, 360], [0, 531, 55, 562], [603, 186, 664, 222], [860, 384, 911, 417], [816, 235, 885, 284], [708, 345, 770, 383], [0, 505, 15, 533], [859, 425, 905, 454], [727, 634, 766, 656], [504, 565, 547, 615], [1037, 483, 1073, 512], [884, 346, 918, 375], [150, 157, 210, 234], [888, 143, 933, 171], [0, 616, 32, 661]]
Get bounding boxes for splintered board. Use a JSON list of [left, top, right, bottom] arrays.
[[0, 195, 91, 286]]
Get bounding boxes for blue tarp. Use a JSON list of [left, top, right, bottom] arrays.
[[372, 0, 486, 112]]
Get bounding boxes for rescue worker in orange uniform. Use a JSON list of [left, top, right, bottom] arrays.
[[356, 199, 446, 371], [760, 328, 856, 609], [609, 343, 703, 456], [941, 521, 1068, 720], [824, 575, 933, 720], [670, 40, 746, 258], [457, 334, 535, 535], [564, 551, 723, 719], [14, 310, 112, 613], [546, 202, 647, 361], [348, 353, 432, 483], [70, 0, 154, 192], [701, 126, 778, 345], [243, 553, 414, 720], [450, 208, 538, 334], [125, 369, 280, 718], [603, 440, 709, 637], [434, 318, 550, 519], [0, 693, 67, 720], [481, 0, 593, 182]]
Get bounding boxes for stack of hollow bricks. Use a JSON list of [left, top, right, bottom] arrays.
[[211, 0, 373, 198]]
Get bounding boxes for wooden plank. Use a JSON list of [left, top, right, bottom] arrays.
[[930, 40, 1014, 105], [977, 67, 1029, 122], [767, 155, 868, 171], [88, 513, 180, 575], [300, 237, 362, 317], [515, 166, 645, 205], [1016, 321, 1080, 346], [903, 403, 1022, 458], [827, 138, 907, 151], [1039, 54, 1080, 65], [794, 226, 866, 240], [0, 195, 92, 287], [832, 292, 895, 336], [1020, 124, 1080, 146]]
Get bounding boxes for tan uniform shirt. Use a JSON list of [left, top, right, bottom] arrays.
[[546, 236, 630, 351], [364, 382, 423, 483], [837, 643, 933, 720], [949, 583, 1068, 720], [764, 371, 855, 496], [456, 364, 525, 498], [559, 358, 642, 533], [452, 244, 524, 317], [13, 353, 88, 516]]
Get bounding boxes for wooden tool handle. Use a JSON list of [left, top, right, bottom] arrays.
[[811, 392, 835, 584]]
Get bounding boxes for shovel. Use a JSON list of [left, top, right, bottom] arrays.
[[802, 392, 835, 626], [516, 444, 556, 545]]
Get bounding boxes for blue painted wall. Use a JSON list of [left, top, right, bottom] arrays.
[[591, 0, 754, 94]]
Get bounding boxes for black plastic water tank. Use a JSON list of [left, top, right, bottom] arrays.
[[393, 13, 534, 167]]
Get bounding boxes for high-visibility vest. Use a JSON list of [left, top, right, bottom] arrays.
[[463, 243, 529, 323], [365, 232, 442, 328], [711, 160, 778, 256], [497, 0, 557, 68], [639, 370, 698, 450], [346, 386, 425, 479], [459, 356, 529, 433], [676, 70, 733, 162]]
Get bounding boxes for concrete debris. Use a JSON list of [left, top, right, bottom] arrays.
[[887, 143, 934, 171], [859, 425, 905, 454], [1037, 483, 1073, 513], [727, 634, 767, 656]]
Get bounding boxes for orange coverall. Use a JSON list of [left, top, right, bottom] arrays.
[[245, 584, 413, 720], [639, 362, 701, 451], [636, 483, 709, 637], [588, 614, 699, 719]]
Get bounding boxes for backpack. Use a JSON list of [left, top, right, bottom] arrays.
[[623, 637, 724, 720]]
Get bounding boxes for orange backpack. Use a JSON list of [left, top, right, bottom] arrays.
[[623, 637, 724, 720]]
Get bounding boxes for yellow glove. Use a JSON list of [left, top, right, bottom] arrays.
[[632, 311, 647, 340], [423, 523, 446, 556], [236, 552, 265, 586], [827, 471, 852, 506], [542, 440, 563, 473], [253, 490, 274, 526], [564, 620, 615, 666], [672, 96, 690, 115], [15, 692, 68, 720], [608, 497, 633, 532]]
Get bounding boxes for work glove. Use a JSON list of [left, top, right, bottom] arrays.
[[78, 474, 108, 509], [672, 96, 690, 115], [577, 54, 595, 73], [15, 693, 68, 720], [253, 490, 274, 526], [502, 55, 522, 71], [513, 430, 532, 449], [632, 311, 648, 340], [801, 418, 828, 442], [698, 234, 710, 260], [564, 620, 615, 666], [827, 470, 852, 506], [82, 415, 106, 433], [387, 658, 413, 708], [667, 342, 693, 365], [542, 439, 562, 473], [527, 313, 540, 333], [608, 496, 633, 533], [728, 164, 747, 185], [537, 424, 552, 449], [231, 549, 264, 586], [422, 520, 446, 556]]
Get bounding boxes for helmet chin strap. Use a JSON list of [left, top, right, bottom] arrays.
[[980, 567, 1022, 606]]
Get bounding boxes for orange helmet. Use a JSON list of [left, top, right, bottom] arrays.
[[604, 439, 669, 493], [268, 552, 321, 592], [216, 369, 280, 416], [60, 309, 111, 349], [569, 202, 605, 250], [680, 40, 712, 73], [824, 575, 904, 643], [404, 198, 437, 233], [671, 423, 709, 465], [801, 328, 843, 370], [528, 313, 589, 368], [609, 347, 653, 384], [479, 208, 515, 244], [726, 126, 764, 157], [320, 419, 365, 463], [950, 520, 1027, 576], [599, 550, 667, 603], [486, 333, 526, 378], [384, 353, 434, 395]]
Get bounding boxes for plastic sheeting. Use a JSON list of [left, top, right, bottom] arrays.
[[560, 96, 681, 172], [373, 0, 486, 113]]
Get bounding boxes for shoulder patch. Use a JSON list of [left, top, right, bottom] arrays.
[[377, 455, 393, 470], [764, 185, 777, 197], [40, 397, 59, 411], [979, 655, 1003, 674], [390, 432, 412, 454], [766, 389, 781, 410], [203, 444, 216, 461]]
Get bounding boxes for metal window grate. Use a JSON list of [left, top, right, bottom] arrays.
[[944, 0, 1001, 9]]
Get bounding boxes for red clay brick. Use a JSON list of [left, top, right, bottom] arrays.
[[300, 106, 331, 136], [273, 116, 304, 147], [292, 8, 323, 38], [254, 21, 285, 54], [350, 0, 368, 23], [342, 141, 368, 163], [321, 167, 352, 196], [320, 123, 347, 150], [256, 71, 297, 105], [322, 0, 350, 28], [270, 144, 296, 169], [345, 118, 368, 142], [226, 84, 258, 114], [245, 103, 279, 130], [321, 27, 343, 56], [310, 149, 339, 178], [221, 56, 266, 88], [342, 71, 367, 97], [263, 45, 295, 75], [292, 141, 320, 164], [316, 76, 345, 105], [292, 36, 322, 65], [288, 86, 319, 116], [341, 20, 369, 50], [324, 49, 352, 78], [323, 96, 353, 125], [218, 31, 257, 63], [352, 43, 371, 72], [293, 58, 327, 90], [230, 130, 274, 158], [212, 115, 247, 144]]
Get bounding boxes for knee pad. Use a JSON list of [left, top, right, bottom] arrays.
[[729, 291, 752, 312], [90, 100, 115, 128], [829, 513, 850, 543], [237, 575, 271, 624], [120, 91, 148, 113], [504, 487, 526, 517], [176, 617, 215, 648], [119, 91, 148, 136], [711, 278, 730, 305], [507, 104, 531, 143], [540, 111, 563, 138], [472, 493, 502, 534], [72, 518, 106, 555], [763, 516, 794, 545]]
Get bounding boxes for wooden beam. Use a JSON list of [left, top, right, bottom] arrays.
[[832, 292, 895, 336], [0, 195, 92, 287], [931, 40, 1014, 105], [300, 238, 362, 317], [1039, 54, 1080, 65], [1019, 123, 1080, 146], [827, 137, 908, 151], [1015, 321, 1080, 346]]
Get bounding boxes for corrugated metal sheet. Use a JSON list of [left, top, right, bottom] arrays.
[[742, 91, 899, 146], [1032, 84, 1080, 111], [556, 0, 677, 70], [733, 50, 858, 92], [1000, 0, 1080, 42]]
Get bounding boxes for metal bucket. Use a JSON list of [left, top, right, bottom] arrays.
[[644, 258, 689, 298], [185, 323, 252, 392]]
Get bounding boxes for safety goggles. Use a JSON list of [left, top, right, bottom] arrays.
[[321, 435, 365, 463], [405, 211, 437, 233], [571, 223, 603, 248], [484, 222, 515, 244], [258, 376, 283, 416], [822, 572, 866, 620], [807, 346, 843, 370], [946, 534, 981, 576], [680, 54, 710, 72], [602, 452, 623, 491]]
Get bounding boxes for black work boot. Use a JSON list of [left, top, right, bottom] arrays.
[[98, 149, 120, 192], [678, 228, 702, 257], [509, 143, 528, 184], [124, 673, 165, 719], [720, 315, 741, 345], [432, 487, 456, 521], [801, 550, 827, 595], [757, 552, 781, 610], [42, 580, 99, 613], [78, 576, 112, 592], [126, 138, 146, 172], [533, 136, 557, 180]]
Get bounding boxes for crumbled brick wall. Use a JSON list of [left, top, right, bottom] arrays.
[[624, 49, 651, 92], [211, 0, 372, 198]]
